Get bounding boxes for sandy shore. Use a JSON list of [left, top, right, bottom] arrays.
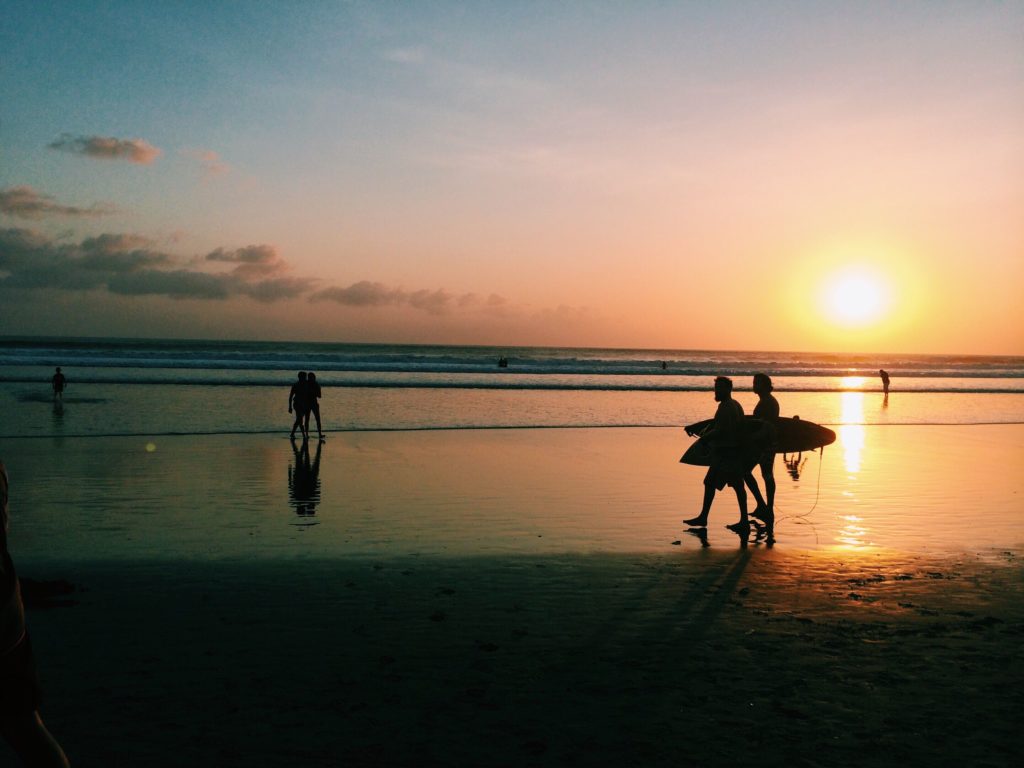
[[7, 549, 1022, 767]]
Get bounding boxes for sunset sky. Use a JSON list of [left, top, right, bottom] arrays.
[[2, 1, 1022, 353]]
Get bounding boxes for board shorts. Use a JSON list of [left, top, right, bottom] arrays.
[[705, 447, 746, 490], [0, 632, 42, 717]]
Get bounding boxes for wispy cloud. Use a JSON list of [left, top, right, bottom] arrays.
[[48, 134, 162, 164], [180, 148, 230, 177], [0, 186, 118, 219], [205, 245, 284, 278], [0, 228, 310, 302], [382, 46, 426, 64], [310, 281, 495, 316], [0, 229, 547, 319]]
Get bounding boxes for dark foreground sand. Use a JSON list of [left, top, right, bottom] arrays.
[[6, 549, 1023, 767]]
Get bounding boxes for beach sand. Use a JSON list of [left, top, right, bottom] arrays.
[[9, 551, 1024, 767], [2, 425, 1023, 766]]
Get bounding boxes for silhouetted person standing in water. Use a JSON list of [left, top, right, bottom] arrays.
[[744, 373, 779, 533], [879, 369, 890, 395], [304, 372, 324, 443], [50, 369, 65, 403], [288, 372, 310, 440], [1, 462, 71, 768], [684, 376, 750, 531]]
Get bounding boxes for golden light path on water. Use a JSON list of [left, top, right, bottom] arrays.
[[836, 377, 870, 550]]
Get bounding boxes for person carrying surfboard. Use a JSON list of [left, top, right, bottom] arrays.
[[744, 373, 779, 530], [683, 376, 750, 531]]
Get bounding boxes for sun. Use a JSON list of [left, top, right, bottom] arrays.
[[819, 266, 891, 327]]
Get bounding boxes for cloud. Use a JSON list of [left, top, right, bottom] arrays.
[[309, 282, 513, 317], [382, 46, 426, 64], [205, 245, 284, 278], [180, 148, 230, 177], [48, 134, 162, 164], [310, 281, 403, 307], [0, 229, 526, 316], [0, 228, 307, 302], [0, 186, 118, 219]]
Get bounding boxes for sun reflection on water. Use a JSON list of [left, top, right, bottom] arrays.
[[839, 384, 865, 474], [836, 379, 873, 548]]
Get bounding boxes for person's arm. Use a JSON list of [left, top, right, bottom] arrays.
[[288, 386, 294, 412]]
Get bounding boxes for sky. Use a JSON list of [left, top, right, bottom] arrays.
[[1, 0, 1022, 354]]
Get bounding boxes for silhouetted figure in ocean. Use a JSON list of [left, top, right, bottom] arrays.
[[879, 369, 890, 395], [683, 376, 749, 531], [289, 437, 322, 517], [744, 373, 778, 535], [288, 372, 310, 440], [304, 372, 324, 443], [497, 356, 508, 368], [50, 369, 65, 403], [0, 462, 71, 768]]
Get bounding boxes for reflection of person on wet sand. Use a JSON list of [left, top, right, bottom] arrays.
[[744, 373, 778, 533], [783, 453, 806, 481], [289, 438, 322, 517], [288, 372, 310, 440], [1, 462, 71, 768], [50, 368, 66, 402], [683, 376, 750, 532]]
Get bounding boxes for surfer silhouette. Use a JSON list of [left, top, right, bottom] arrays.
[[304, 372, 324, 443], [1, 462, 71, 768], [879, 369, 890, 395], [744, 373, 778, 533], [683, 376, 750, 531], [50, 368, 66, 402], [288, 372, 310, 440]]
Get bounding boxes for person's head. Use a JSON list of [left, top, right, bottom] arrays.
[[298, 371, 307, 381], [714, 376, 733, 401], [308, 372, 317, 381], [753, 373, 773, 395], [56, 367, 61, 373]]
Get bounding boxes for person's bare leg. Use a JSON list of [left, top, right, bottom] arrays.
[[1, 711, 70, 768], [745, 473, 767, 518], [683, 481, 716, 527], [726, 482, 749, 530]]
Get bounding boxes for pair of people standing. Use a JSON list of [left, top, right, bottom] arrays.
[[288, 371, 324, 442], [683, 374, 778, 535]]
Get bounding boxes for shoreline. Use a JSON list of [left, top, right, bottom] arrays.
[[11, 550, 1023, 766]]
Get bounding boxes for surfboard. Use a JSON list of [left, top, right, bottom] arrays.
[[680, 415, 835, 466]]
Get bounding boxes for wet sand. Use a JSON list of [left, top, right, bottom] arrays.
[[2, 425, 1022, 766], [10, 551, 1024, 767]]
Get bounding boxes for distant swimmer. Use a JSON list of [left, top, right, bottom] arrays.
[[50, 368, 66, 402], [683, 376, 750, 532], [744, 373, 779, 535], [305, 372, 324, 443], [288, 372, 310, 441], [879, 369, 890, 395]]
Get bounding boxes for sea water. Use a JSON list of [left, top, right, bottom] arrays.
[[1, 338, 1022, 561], [2, 338, 1022, 436]]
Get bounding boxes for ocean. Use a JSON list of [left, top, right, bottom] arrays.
[[2, 337, 1023, 560], [2, 337, 1023, 438]]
